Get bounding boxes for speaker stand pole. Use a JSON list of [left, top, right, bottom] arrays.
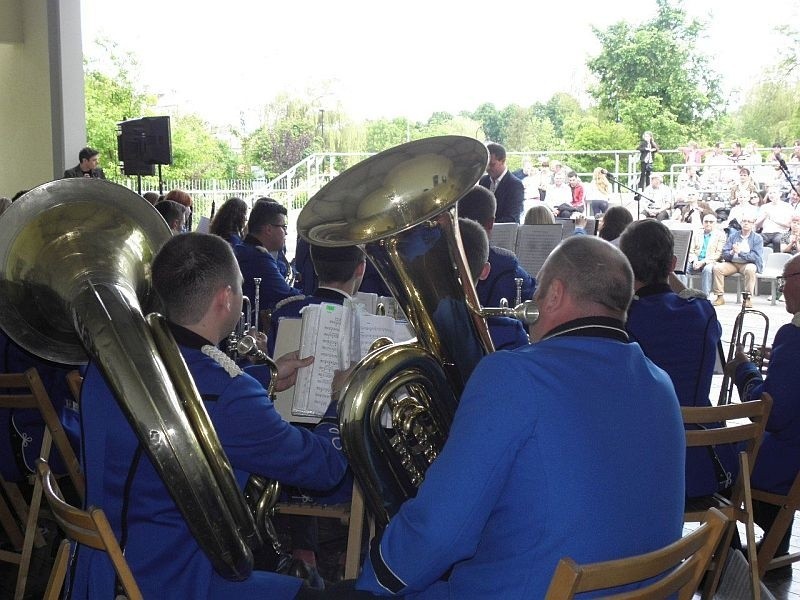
[[136, 175, 142, 196], [158, 164, 164, 195]]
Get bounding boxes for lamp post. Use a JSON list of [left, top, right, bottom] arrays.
[[319, 109, 325, 142]]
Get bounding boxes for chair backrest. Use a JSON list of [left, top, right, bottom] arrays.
[[682, 395, 772, 480], [762, 251, 793, 276], [544, 508, 729, 600], [36, 460, 143, 600], [0, 369, 85, 503]]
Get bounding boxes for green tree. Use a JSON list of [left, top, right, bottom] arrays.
[[470, 103, 503, 143], [167, 114, 238, 179], [734, 80, 800, 146], [587, 0, 724, 142]]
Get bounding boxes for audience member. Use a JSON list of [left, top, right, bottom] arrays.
[[637, 131, 659, 190], [553, 171, 584, 218], [597, 205, 633, 246], [478, 143, 524, 223], [235, 201, 303, 317], [642, 173, 673, 220], [712, 209, 764, 307], [730, 168, 759, 207], [685, 214, 726, 298], [523, 205, 555, 225], [154, 200, 187, 234], [780, 215, 800, 255], [679, 141, 705, 167], [63, 146, 106, 179], [584, 167, 612, 217], [757, 187, 793, 252], [143, 191, 160, 205], [458, 218, 529, 349], [74, 232, 347, 598], [210, 196, 248, 247], [703, 142, 732, 187], [355, 235, 685, 598], [165, 189, 193, 231], [544, 172, 571, 215], [725, 253, 800, 568], [457, 186, 535, 307], [620, 220, 734, 498]]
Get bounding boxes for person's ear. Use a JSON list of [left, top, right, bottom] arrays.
[[478, 262, 491, 282]]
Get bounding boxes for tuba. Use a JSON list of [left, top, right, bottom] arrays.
[[0, 179, 260, 580], [298, 136, 519, 526]]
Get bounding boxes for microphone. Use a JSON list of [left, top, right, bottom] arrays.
[[777, 156, 789, 172], [600, 168, 616, 180]]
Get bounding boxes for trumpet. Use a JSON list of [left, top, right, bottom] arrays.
[[718, 293, 769, 405]]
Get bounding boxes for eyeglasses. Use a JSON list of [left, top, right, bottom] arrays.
[[777, 272, 800, 291], [270, 223, 288, 232], [703, 219, 716, 224]]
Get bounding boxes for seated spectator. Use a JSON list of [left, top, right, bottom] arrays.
[[620, 219, 735, 498], [354, 235, 685, 599], [209, 196, 248, 247], [712, 210, 764, 307], [730, 168, 759, 208], [757, 186, 793, 252], [780, 215, 800, 255], [685, 214, 726, 298], [725, 253, 800, 568], [642, 173, 673, 220], [553, 171, 584, 219], [235, 200, 303, 317], [544, 172, 571, 216], [457, 186, 535, 307], [585, 167, 612, 217], [164, 189, 193, 231], [143, 191, 160, 205], [154, 200, 187, 234], [597, 206, 633, 246], [523, 205, 555, 225], [458, 218, 528, 350]]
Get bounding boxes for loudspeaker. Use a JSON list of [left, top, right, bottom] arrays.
[[117, 116, 172, 176]]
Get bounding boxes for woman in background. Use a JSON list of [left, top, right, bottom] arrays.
[[209, 196, 248, 247], [585, 167, 612, 217]]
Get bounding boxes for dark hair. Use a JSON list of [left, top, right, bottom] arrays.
[[154, 200, 187, 230], [246, 200, 287, 234], [598, 206, 633, 242], [486, 143, 506, 162], [143, 191, 160, 205], [739, 168, 750, 176], [210, 197, 248, 239], [567, 170, 578, 179], [11, 190, 27, 202], [78, 146, 99, 162], [619, 219, 674, 285], [152, 233, 239, 325], [458, 186, 496, 228], [310, 244, 365, 283], [457, 218, 489, 282]]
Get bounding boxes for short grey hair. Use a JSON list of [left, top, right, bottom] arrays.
[[538, 236, 633, 316]]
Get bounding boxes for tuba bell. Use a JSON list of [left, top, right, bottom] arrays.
[[0, 179, 260, 580], [298, 136, 503, 526]]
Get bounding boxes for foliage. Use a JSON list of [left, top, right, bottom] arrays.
[[733, 80, 800, 147], [167, 115, 238, 179], [587, 0, 724, 142]]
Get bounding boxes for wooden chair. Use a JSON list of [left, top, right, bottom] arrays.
[[65, 369, 83, 405], [682, 394, 773, 600], [272, 480, 370, 578], [544, 508, 729, 600], [36, 460, 143, 600], [752, 469, 800, 577], [0, 368, 85, 599]]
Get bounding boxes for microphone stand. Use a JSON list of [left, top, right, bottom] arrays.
[[776, 158, 800, 198], [605, 172, 655, 219]]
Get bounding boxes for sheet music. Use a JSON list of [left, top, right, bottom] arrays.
[[515, 224, 563, 277], [292, 303, 343, 418], [196, 216, 211, 233], [356, 313, 397, 359], [272, 318, 318, 424], [665, 224, 694, 274], [490, 223, 518, 253], [353, 291, 377, 314]]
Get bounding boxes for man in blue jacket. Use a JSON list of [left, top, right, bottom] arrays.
[[75, 233, 348, 599], [712, 211, 764, 307], [356, 236, 685, 598]]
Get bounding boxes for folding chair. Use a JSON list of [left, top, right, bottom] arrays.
[[544, 508, 728, 600], [682, 394, 772, 600], [753, 469, 800, 577], [36, 460, 143, 600], [272, 480, 370, 578]]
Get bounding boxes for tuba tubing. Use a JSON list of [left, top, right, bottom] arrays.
[[0, 179, 260, 580]]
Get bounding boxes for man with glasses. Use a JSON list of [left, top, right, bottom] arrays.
[[711, 209, 764, 307], [725, 254, 800, 576], [686, 215, 726, 297], [235, 200, 302, 321]]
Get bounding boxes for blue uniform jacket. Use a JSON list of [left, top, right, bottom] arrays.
[[357, 317, 685, 599], [736, 319, 800, 495], [234, 235, 302, 311], [626, 284, 736, 498], [486, 316, 529, 350], [0, 332, 81, 481], [476, 246, 535, 308], [73, 323, 348, 599]]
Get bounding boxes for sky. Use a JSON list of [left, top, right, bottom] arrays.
[[80, 0, 794, 133]]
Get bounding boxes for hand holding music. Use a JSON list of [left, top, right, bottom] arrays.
[[273, 351, 314, 392]]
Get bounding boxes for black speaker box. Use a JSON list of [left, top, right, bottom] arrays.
[[117, 116, 173, 173]]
